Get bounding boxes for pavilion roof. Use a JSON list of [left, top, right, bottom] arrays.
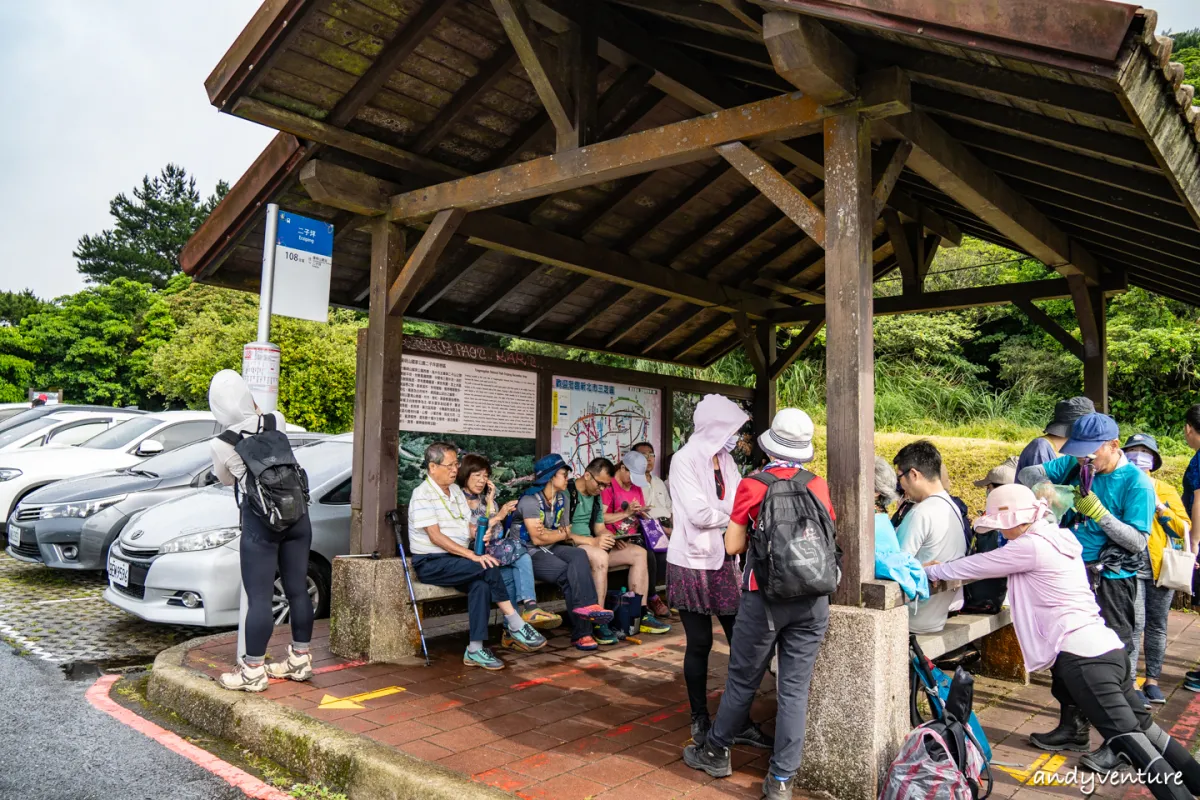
[[181, 0, 1200, 367]]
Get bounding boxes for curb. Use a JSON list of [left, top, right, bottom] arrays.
[[147, 637, 511, 800]]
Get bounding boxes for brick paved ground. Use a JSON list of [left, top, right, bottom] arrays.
[[181, 611, 1200, 799]]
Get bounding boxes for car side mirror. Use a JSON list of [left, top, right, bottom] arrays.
[[203, 469, 220, 486], [136, 439, 164, 457]]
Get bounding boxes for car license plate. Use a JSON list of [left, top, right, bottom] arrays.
[[108, 555, 130, 588], [8, 526, 19, 547]]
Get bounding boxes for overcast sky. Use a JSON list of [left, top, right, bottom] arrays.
[[2, 1, 1199, 301]]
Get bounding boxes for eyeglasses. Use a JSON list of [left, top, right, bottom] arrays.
[[587, 472, 612, 488], [433, 460, 460, 471]]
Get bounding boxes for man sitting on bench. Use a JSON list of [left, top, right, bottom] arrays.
[[408, 442, 547, 671]]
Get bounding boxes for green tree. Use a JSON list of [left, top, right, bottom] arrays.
[[0, 290, 47, 327], [74, 165, 228, 289]]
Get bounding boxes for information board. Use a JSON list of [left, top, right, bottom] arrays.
[[550, 376, 661, 474], [399, 355, 537, 438], [272, 210, 334, 323]]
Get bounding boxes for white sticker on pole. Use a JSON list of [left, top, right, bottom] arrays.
[[242, 343, 281, 412], [272, 211, 334, 323]]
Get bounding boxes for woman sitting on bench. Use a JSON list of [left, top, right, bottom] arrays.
[[925, 484, 1200, 800]]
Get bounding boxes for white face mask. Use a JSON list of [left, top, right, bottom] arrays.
[[723, 434, 740, 453], [1127, 450, 1155, 473]]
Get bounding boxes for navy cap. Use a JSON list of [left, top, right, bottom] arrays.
[[1060, 413, 1121, 457], [1122, 433, 1162, 472]]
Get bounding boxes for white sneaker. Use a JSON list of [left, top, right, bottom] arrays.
[[218, 663, 268, 692], [264, 646, 313, 682]]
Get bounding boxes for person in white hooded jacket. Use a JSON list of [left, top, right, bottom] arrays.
[[208, 370, 314, 692]]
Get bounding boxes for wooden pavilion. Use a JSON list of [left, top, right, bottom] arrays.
[[182, 1, 1200, 792]]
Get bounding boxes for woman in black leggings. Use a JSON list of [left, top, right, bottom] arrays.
[[208, 369, 314, 692]]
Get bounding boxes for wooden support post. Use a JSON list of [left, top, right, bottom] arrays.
[[661, 387, 675, 473], [824, 111, 875, 608], [361, 220, 406, 557], [1069, 275, 1108, 412], [735, 313, 767, 376], [754, 323, 777, 433], [350, 327, 368, 555], [871, 140, 912, 219]]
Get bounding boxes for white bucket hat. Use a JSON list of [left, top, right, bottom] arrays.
[[758, 408, 815, 463]]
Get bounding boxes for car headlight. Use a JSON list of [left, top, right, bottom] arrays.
[[158, 527, 240, 554], [40, 495, 128, 520], [0, 469, 22, 482]]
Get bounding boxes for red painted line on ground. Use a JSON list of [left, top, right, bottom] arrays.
[[86, 675, 292, 800], [1121, 685, 1200, 800]]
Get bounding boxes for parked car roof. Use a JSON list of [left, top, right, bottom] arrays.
[[0, 404, 146, 435]]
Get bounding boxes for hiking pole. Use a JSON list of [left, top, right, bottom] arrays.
[[387, 510, 431, 667]]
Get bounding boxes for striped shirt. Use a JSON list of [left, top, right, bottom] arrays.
[[407, 477, 471, 555]]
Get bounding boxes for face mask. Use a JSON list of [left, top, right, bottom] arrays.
[[723, 434, 739, 453], [1127, 451, 1155, 473]]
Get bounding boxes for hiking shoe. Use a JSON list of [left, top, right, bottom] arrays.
[[1028, 705, 1090, 752], [690, 713, 711, 747], [520, 603, 562, 630], [1080, 743, 1121, 774], [649, 595, 671, 619], [1144, 684, 1166, 704], [572, 635, 599, 651], [264, 646, 313, 682], [1187, 668, 1200, 683], [1134, 689, 1151, 710], [639, 613, 671, 635], [683, 741, 732, 778], [502, 623, 547, 653], [763, 775, 795, 800], [733, 720, 774, 750], [593, 624, 619, 645], [218, 663, 268, 693], [463, 647, 505, 670], [573, 604, 613, 623], [1185, 677, 1200, 693]]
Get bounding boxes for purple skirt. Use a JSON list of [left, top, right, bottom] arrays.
[[667, 560, 742, 616]]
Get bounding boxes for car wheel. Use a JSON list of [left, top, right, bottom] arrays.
[[271, 558, 332, 625]]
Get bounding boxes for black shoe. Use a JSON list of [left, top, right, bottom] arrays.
[[733, 720, 774, 750], [1029, 705, 1090, 752], [1187, 668, 1200, 683], [1080, 743, 1122, 774], [690, 714, 711, 747], [762, 774, 795, 800], [683, 742, 732, 778]]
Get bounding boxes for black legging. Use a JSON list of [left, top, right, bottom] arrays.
[[241, 509, 314, 659], [679, 610, 736, 718]]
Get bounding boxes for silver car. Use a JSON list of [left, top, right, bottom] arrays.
[[103, 435, 352, 627]]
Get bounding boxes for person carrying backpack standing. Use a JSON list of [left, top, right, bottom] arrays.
[[683, 408, 837, 800], [207, 370, 313, 692]]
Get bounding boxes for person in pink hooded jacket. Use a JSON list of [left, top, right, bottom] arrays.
[[667, 394, 768, 751], [926, 485, 1200, 798]]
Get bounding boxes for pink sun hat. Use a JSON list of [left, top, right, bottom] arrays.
[[973, 483, 1048, 531]]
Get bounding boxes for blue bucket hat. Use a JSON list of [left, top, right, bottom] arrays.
[[527, 454, 570, 491], [1122, 432, 1162, 472], [1060, 413, 1121, 458]]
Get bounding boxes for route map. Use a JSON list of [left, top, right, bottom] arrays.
[[550, 377, 661, 474]]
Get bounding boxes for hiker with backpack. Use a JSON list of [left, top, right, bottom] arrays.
[[207, 370, 314, 692], [1018, 412, 1152, 772], [683, 408, 837, 800], [666, 394, 771, 752], [894, 441, 968, 634], [924, 484, 1200, 800]]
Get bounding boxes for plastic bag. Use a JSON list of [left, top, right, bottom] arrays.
[[1032, 481, 1074, 522]]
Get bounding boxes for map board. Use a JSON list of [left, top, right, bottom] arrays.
[[399, 355, 537, 438], [550, 376, 661, 474]]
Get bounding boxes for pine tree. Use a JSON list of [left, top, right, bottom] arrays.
[[73, 164, 228, 289]]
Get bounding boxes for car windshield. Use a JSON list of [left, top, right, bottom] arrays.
[[127, 438, 214, 478], [294, 440, 352, 487], [0, 417, 57, 449], [79, 416, 163, 450]]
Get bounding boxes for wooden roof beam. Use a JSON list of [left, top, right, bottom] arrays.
[[386, 209, 467, 316], [717, 142, 825, 246], [491, 0, 577, 148], [770, 316, 825, 381], [764, 10, 856, 105], [389, 76, 909, 221], [880, 110, 1101, 286], [412, 45, 520, 156]]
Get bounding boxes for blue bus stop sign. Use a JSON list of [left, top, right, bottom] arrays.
[[272, 210, 334, 322]]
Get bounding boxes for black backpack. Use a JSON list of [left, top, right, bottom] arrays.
[[746, 470, 840, 602], [218, 414, 310, 532], [962, 528, 1008, 614]]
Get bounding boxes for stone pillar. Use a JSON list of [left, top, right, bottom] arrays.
[[799, 605, 909, 800]]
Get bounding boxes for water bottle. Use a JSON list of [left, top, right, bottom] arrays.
[[474, 516, 488, 556]]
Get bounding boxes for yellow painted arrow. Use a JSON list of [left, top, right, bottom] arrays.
[[318, 686, 405, 710], [993, 753, 1067, 783]]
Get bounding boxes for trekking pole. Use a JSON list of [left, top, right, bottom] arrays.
[[386, 510, 431, 667]]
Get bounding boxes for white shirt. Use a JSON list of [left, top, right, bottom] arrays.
[[898, 491, 968, 634], [645, 474, 673, 521], [407, 477, 471, 555]]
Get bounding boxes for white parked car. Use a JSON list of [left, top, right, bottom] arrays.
[[0, 410, 141, 452], [0, 403, 31, 424], [0, 411, 220, 524], [103, 435, 353, 627]]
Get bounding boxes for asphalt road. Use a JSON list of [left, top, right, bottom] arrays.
[[0, 646, 248, 800]]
